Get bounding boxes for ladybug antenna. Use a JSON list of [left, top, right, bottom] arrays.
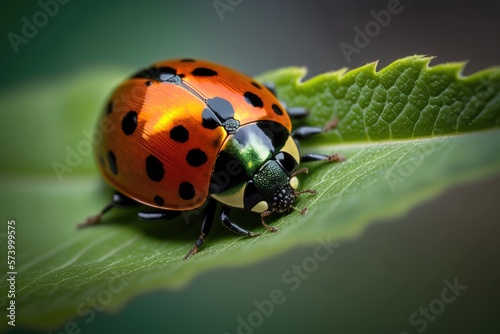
[[291, 189, 316, 215], [291, 205, 309, 215], [291, 167, 309, 177], [291, 166, 317, 199]]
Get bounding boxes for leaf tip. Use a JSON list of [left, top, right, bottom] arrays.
[[327, 67, 349, 78]]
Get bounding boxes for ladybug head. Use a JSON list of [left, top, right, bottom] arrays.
[[270, 183, 297, 214], [269, 168, 316, 214], [249, 165, 315, 218]]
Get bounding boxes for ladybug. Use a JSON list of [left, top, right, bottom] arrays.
[[81, 58, 343, 259]]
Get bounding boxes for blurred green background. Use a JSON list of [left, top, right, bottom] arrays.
[[1, 0, 499, 333]]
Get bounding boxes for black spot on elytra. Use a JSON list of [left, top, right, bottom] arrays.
[[132, 66, 177, 82], [158, 66, 177, 75], [271, 104, 284, 116], [98, 154, 105, 167], [207, 97, 235, 120], [251, 81, 262, 89], [107, 151, 118, 175], [179, 182, 195, 200], [169, 125, 189, 143], [180, 58, 195, 62], [121, 111, 138, 135], [212, 138, 221, 148], [202, 108, 221, 130], [146, 155, 164, 182], [154, 195, 164, 206], [244, 91, 264, 108], [192, 67, 218, 77], [186, 149, 207, 167], [106, 101, 113, 114]]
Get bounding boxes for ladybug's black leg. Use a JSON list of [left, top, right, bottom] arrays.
[[220, 206, 259, 237], [184, 199, 217, 259], [263, 82, 308, 120], [78, 203, 114, 228], [291, 118, 338, 139], [285, 106, 309, 120], [291, 126, 323, 139], [111, 192, 139, 206], [78, 192, 139, 228], [292, 119, 345, 162], [301, 153, 344, 163], [263, 82, 277, 96]]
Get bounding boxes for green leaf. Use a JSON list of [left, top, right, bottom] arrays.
[[258, 55, 500, 142], [1, 56, 499, 330]]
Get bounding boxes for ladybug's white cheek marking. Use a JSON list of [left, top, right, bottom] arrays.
[[251, 200, 269, 213], [211, 183, 246, 209], [281, 136, 300, 164], [290, 176, 299, 190]]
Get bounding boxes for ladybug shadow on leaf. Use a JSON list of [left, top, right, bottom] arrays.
[[83, 157, 339, 251], [81, 185, 201, 243]]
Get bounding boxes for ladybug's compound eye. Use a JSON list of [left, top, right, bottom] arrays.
[[289, 176, 299, 190]]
